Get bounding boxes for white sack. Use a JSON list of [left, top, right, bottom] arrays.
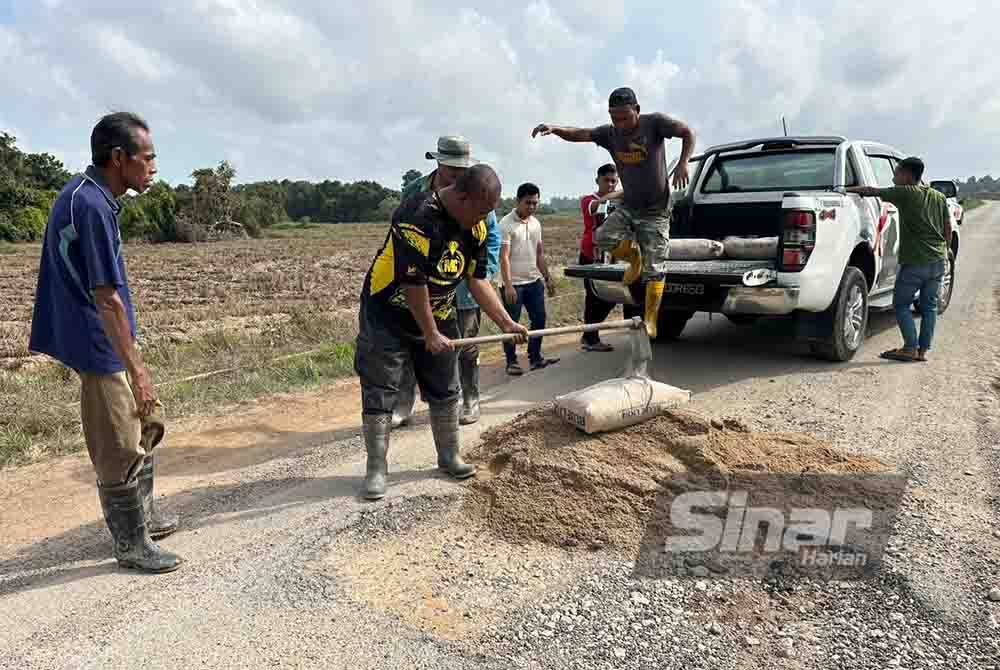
[[554, 377, 692, 435], [668, 238, 725, 260], [722, 236, 779, 260]]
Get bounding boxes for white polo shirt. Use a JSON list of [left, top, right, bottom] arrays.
[[500, 210, 543, 286]]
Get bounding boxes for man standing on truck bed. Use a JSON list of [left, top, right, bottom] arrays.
[[848, 156, 952, 362], [354, 164, 527, 500], [531, 87, 696, 338]]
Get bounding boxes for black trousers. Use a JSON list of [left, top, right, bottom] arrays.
[[354, 301, 459, 416], [579, 253, 642, 344]]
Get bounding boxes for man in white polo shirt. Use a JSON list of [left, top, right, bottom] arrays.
[[499, 183, 560, 375]]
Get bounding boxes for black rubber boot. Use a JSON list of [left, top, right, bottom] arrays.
[[430, 402, 476, 479], [98, 474, 183, 574], [362, 414, 392, 500], [459, 359, 480, 426], [139, 453, 179, 540]]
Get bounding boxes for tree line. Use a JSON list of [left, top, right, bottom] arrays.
[[0, 132, 588, 244], [957, 175, 1000, 195]]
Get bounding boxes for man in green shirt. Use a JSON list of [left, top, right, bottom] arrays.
[[848, 156, 953, 362]]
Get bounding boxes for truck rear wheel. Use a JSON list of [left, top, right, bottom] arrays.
[[655, 310, 695, 341], [809, 267, 869, 362]]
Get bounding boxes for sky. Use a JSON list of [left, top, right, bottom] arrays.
[[1, 0, 997, 200]]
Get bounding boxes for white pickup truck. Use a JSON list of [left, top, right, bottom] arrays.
[[564, 136, 961, 361]]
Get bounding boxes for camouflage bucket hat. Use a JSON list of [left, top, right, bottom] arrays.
[[426, 136, 477, 168]]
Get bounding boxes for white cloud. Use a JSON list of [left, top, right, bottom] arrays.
[[2, 0, 998, 202]]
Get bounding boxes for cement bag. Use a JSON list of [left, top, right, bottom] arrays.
[[723, 236, 779, 260], [669, 238, 724, 260], [554, 377, 691, 434]]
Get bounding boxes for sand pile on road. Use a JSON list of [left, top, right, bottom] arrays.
[[463, 406, 889, 552]]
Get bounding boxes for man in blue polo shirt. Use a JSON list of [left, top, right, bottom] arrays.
[[29, 112, 182, 574]]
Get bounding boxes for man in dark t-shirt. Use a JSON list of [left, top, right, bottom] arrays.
[[355, 164, 527, 500], [532, 87, 697, 338]]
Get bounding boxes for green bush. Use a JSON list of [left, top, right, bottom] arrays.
[[0, 206, 46, 241], [236, 194, 284, 237], [118, 182, 178, 242]]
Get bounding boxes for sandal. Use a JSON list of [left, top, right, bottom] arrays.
[[879, 348, 918, 362], [916, 349, 928, 362]]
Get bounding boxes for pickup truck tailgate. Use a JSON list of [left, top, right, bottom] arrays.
[[565, 259, 777, 284]]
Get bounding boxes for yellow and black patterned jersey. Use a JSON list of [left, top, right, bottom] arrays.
[[360, 191, 488, 338]]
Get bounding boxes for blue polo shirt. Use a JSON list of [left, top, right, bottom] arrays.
[[29, 166, 137, 374]]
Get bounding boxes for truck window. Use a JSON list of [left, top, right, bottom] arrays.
[[869, 156, 896, 188], [701, 150, 836, 193]]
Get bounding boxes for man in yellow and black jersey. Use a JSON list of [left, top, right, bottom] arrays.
[[355, 164, 527, 500]]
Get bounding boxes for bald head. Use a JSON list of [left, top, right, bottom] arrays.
[[444, 163, 501, 228], [455, 164, 501, 201]]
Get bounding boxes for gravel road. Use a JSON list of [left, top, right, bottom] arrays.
[[2, 205, 998, 669]]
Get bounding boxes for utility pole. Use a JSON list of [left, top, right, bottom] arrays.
[[782, 116, 789, 136]]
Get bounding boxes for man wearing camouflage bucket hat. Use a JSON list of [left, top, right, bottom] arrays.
[[393, 136, 502, 428]]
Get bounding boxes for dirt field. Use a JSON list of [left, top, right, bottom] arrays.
[[0, 215, 585, 364], [0, 215, 589, 466]]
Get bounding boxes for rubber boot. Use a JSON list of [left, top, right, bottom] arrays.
[[459, 358, 481, 426], [610, 240, 643, 286], [98, 471, 183, 574], [429, 402, 476, 479], [644, 278, 666, 339], [138, 453, 179, 540], [362, 414, 392, 500]]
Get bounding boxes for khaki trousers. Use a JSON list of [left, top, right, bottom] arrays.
[[79, 371, 144, 485]]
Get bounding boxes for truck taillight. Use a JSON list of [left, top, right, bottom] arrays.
[[781, 210, 816, 272]]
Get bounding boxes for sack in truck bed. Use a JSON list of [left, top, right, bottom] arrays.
[[668, 238, 725, 261], [723, 236, 779, 260]]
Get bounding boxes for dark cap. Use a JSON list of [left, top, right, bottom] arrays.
[[608, 87, 638, 107]]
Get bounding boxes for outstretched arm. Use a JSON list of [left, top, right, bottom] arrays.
[[531, 124, 595, 143], [846, 186, 883, 197]]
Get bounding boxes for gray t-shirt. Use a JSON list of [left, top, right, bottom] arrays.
[[593, 113, 676, 212]]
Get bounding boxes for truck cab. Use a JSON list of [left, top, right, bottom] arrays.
[[565, 136, 960, 362]]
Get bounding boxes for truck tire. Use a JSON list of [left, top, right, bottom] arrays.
[[809, 267, 869, 362], [912, 250, 955, 316], [655, 310, 695, 341]]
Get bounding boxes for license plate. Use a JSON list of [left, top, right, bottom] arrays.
[[664, 283, 706, 296]]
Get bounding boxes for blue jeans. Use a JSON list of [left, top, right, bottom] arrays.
[[893, 260, 947, 352], [503, 279, 546, 365]]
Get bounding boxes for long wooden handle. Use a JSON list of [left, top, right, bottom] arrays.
[[451, 317, 643, 347]]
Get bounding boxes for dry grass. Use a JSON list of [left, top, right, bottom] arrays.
[[0, 214, 590, 467]]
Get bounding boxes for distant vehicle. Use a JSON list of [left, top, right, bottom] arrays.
[[929, 179, 964, 226], [565, 136, 961, 362]]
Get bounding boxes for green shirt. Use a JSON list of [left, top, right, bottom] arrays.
[[401, 171, 435, 202], [878, 186, 949, 266]]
